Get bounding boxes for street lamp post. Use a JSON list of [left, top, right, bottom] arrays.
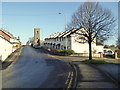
[[58, 13, 67, 30], [59, 12, 67, 50]]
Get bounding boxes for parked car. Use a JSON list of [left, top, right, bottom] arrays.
[[33, 45, 41, 49], [104, 49, 114, 56]]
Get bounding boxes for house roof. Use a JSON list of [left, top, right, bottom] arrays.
[[0, 29, 14, 38], [0, 29, 21, 44], [45, 28, 83, 40], [58, 30, 70, 38], [62, 29, 78, 37], [47, 32, 60, 39]]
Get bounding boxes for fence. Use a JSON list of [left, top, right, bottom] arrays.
[[114, 49, 120, 59], [70, 53, 102, 58]]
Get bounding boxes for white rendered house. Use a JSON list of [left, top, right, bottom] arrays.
[[0, 34, 13, 61], [0, 29, 21, 61], [44, 28, 103, 54]]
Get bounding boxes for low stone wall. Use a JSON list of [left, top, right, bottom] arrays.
[[70, 53, 101, 58]]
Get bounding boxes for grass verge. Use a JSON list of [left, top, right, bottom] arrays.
[[81, 59, 109, 64]]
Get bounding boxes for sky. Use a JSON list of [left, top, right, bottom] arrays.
[[1, 1, 118, 45]]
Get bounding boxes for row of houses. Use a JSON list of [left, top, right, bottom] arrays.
[[44, 27, 103, 54], [0, 29, 21, 62]]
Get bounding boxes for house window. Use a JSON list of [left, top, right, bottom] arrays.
[[62, 37, 63, 41], [60, 37, 61, 42], [57, 38, 58, 41]]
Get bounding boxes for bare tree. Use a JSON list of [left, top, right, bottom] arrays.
[[29, 37, 34, 42], [117, 38, 120, 49], [67, 2, 116, 60], [28, 37, 34, 45]]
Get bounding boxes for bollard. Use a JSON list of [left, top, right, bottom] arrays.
[[100, 52, 103, 58], [0, 55, 2, 61], [0, 55, 2, 64], [115, 51, 118, 59]]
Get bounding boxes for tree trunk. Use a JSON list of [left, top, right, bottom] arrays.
[[89, 40, 92, 60]]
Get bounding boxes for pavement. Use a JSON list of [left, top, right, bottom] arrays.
[[1, 47, 23, 70], [0, 47, 23, 89], [72, 62, 119, 88], [47, 53, 120, 88], [96, 64, 120, 84], [48, 54, 120, 63]]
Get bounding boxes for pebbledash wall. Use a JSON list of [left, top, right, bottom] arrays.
[[0, 35, 13, 61]]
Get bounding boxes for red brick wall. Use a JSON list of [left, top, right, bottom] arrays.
[[0, 31, 10, 41]]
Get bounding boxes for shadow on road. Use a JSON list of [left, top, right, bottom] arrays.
[[32, 47, 57, 55]]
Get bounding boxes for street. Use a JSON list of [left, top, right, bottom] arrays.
[[2, 46, 73, 88]]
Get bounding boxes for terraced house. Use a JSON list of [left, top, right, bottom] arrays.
[[0, 29, 21, 62], [44, 28, 103, 54]]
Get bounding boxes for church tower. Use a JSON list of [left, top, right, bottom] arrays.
[[34, 28, 40, 45]]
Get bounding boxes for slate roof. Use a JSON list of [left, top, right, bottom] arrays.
[[45, 28, 82, 40]]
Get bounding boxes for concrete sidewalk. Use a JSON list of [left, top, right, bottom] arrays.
[[48, 54, 120, 63], [72, 62, 119, 88], [96, 64, 120, 83], [48, 54, 120, 88]]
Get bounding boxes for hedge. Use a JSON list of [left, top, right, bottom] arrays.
[[57, 50, 75, 56]]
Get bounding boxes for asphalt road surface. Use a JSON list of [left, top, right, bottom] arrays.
[[2, 46, 73, 88]]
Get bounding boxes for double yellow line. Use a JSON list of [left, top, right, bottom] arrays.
[[65, 71, 74, 88]]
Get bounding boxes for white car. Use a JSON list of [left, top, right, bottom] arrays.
[[104, 50, 114, 56]]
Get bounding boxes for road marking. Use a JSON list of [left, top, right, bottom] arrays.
[[65, 72, 71, 84], [71, 72, 73, 77], [67, 75, 73, 88], [65, 71, 74, 88], [65, 79, 69, 84], [68, 72, 71, 78]]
